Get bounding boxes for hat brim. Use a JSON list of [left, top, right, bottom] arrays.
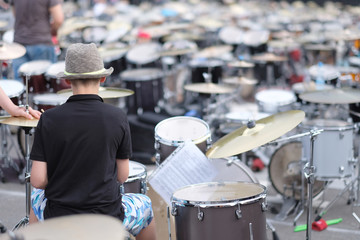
[[56, 67, 114, 80]]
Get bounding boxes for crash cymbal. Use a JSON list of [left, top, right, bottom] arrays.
[[57, 87, 134, 99], [227, 60, 255, 68], [193, 45, 232, 59], [206, 110, 305, 158], [10, 214, 126, 240], [0, 116, 38, 128], [0, 42, 26, 60], [299, 88, 360, 104], [184, 82, 235, 94], [252, 52, 288, 62]]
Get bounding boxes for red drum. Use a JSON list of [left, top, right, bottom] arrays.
[[120, 160, 147, 194], [0, 80, 25, 106], [33, 93, 67, 111], [171, 181, 267, 240], [45, 61, 71, 93], [18, 60, 52, 93], [120, 68, 164, 114]]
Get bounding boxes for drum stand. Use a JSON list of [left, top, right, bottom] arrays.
[[13, 126, 32, 230]]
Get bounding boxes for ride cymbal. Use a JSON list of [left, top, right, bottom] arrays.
[[57, 87, 134, 99], [0, 116, 38, 128], [0, 42, 26, 60], [184, 82, 235, 94], [10, 214, 126, 240], [299, 88, 360, 104], [206, 110, 305, 158]]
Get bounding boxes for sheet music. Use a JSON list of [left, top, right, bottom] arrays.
[[148, 141, 218, 206]]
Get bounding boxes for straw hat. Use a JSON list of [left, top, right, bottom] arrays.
[[57, 43, 113, 80]]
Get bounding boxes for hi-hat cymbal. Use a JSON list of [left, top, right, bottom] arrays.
[[0, 116, 38, 128], [10, 214, 126, 240], [57, 87, 134, 99], [299, 88, 360, 104], [184, 82, 235, 94], [193, 45, 232, 59], [206, 110, 305, 158], [252, 52, 288, 62], [227, 60, 255, 68], [0, 42, 26, 60]]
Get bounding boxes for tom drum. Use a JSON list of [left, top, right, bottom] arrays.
[[120, 160, 147, 194]]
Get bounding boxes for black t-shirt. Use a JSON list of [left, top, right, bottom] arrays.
[[30, 94, 132, 220]]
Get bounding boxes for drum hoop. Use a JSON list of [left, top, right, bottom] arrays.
[[300, 122, 355, 131], [171, 181, 266, 207], [126, 173, 147, 183]]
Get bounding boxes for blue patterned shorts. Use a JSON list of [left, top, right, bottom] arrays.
[[31, 189, 153, 236]]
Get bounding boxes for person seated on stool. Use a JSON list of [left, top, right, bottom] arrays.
[[0, 87, 41, 119], [29, 43, 156, 240]]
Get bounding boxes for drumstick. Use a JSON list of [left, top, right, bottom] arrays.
[[41, 109, 45, 113]]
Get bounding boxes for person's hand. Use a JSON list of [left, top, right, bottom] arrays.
[[13, 106, 42, 120]]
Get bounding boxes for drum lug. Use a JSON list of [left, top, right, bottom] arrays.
[[261, 201, 268, 212], [171, 203, 178, 216], [339, 166, 345, 174], [141, 181, 147, 194], [196, 206, 204, 221], [120, 184, 125, 194], [235, 202, 242, 219]]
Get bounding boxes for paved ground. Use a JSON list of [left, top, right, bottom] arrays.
[[0, 129, 360, 240]]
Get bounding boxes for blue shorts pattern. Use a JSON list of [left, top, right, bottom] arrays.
[[31, 188, 153, 236]]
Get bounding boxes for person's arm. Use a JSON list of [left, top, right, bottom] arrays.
[[49, 3, 64, 36], [30, 160, 48, 189], [0, 87, 41, 119], [116, 159, 129, 184]]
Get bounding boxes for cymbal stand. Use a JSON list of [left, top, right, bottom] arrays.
[[13, 75, 32, 230]]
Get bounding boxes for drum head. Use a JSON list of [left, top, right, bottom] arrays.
[[155, 116, 210, 145], [46, 61, 65, 78], [33, 93, 67, 106], [172, 181, 265, 205], [128, 160, 146, 179], [255, 89, 296, 106], [19, 60, 52, 76], [0, 80, 25, 98], [268, 141, 325, 200], [126, 42, 161, 65]]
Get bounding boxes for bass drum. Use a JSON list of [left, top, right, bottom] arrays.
[[147, 157, 258, 240], [268, 141, 325, 200]]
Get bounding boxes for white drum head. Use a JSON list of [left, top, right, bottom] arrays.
[[128, 160, 146, 178], [0, 80, 24, 98], [155, 116, 210, 144], [19, 60, 52, 76], [33, 93, 67, 105], [46, 61, 65, 78], [126, 42, 161, 65], [255, 89, 296, 105]]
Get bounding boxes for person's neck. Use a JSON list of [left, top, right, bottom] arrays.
[[72, 84, 100, 95]]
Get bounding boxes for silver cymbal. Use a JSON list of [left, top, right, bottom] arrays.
[[0, 42, 26, 60], [299, 88, 360, 104]]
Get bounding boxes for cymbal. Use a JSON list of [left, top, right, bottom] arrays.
[[299, 88, 360, 104], [57, 87, 134, 99], [193, 45, 232, 59], [206, 110, 305, 158], [0, 116, 38, 128], [227, 60, 255, 68], [222, 76, 258, 85], [0, 42, 26, 60], [252, 52, 288, 62], [184, 82, 235, 94], [11, 214, 126, 240]]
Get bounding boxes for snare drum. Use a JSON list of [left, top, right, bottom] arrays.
[[120, 68, 164, 114], [33, 93, 67, 111], [18, 60, 52, 93], [171, 181, 267, 240], [120, 160, 147, 194], [154, 116, 211, 163], [45, 61, 71, 93], [0, 80, 25, 106], [300, 119, 356, 180], [255, 88, 296, 113]]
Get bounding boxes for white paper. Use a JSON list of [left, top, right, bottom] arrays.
[[148, 141, 218, 206]]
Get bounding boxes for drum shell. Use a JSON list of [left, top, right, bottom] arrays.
[[300, 119, 355, 179], [120, 68, 164, 114], [172, 182, 267, 240], [19, 60, 52, 94], [188, 59, 223, 83]]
